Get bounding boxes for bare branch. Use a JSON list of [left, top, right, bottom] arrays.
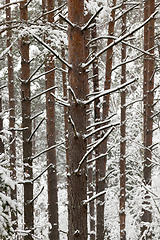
[[30, 86, 57, 101], [83, 10, 158, 69], [28, 117, 45, 142], [68, 86, 79, 105], [31, 111, 44, 120], [87, 146, 114, 164], [0, 84, 7, 90], [75, 127, 114, 174], [28, 31, 72, 69], [68, 116, 79, 138], [81, 7, 103, 31], [59, 13, 75, 27], [26, 60, 46, 83], [85, 78, 137, 105], [30, 67, 57, 82], [27, 186, 44, 204]]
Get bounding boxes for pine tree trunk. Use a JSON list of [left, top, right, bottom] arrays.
[[141, 0, 154, 239], [46, 0, 59, 239], [20, 1, 33, 239], [119, 1, 126, 240], [67, 0, 87, 239], [6, 0, 17, 228]]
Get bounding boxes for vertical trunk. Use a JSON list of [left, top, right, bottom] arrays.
[[46, 0, 59, 239], [98, 1, 116, 239], [6, 0, 17, 228], [91, 23, 103, 240], [20, 2, 33, 239], [0, 92, 4, 155], [67, 0, 87, 239], [141, 0, 154, 239], [119, 1, 126, 240]]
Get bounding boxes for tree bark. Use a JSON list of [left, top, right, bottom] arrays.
[[67, 1, 87, 239], [119, 1, 126, 240], [6, 0, 17, 228], [141, 0, 154, 239], [20, 1, 33, 239], [45, 0, 59, 239]]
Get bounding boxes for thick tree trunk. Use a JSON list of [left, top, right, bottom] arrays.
[[67, 1, 87, 239], [141, 0, 154, 239], [20, 1, 33, 239], [119, 1, 126, 240], [6, 0, 17, 228], [46, 0, 59, 239]]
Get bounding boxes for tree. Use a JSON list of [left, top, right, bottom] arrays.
[[67, 0, 87, 239], [20, 0, 33, 239], [6, 0, 17, 228], [45, 0, 59, 238]]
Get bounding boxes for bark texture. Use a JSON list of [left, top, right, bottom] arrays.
[[20, 1, 33, 239], [141, 0, 154, 239], [46, 0, 59, 238], [67, 1, 87, 239], [6, 0, 17, 227], [120, 1, 126, 240]]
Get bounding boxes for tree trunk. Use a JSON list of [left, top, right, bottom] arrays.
[[6, 0, 17, 228], [98, 1, 116, 239], [46, 0, 59, 239], [141, 0, 154, 239], [67, 0, 87, 239], [119, 1, 126, 240], [20, 1, 33, 239]]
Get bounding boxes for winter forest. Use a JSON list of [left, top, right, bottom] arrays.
[[0, 0, 160, 239]]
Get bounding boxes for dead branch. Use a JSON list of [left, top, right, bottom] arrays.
[[83, 190, 106, 205], [59, 13, 75, 27], [81, 7, 103, 31], [30, 67, 57, 82], [0, 0, 23, 10], [26, 60, 46, 83], [28, 117, 45, 142], [68, 116, 79, 138], [27, 186, 44, 204], [51, 93, 70, 107]]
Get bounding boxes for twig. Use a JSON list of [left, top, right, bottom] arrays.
[[30, 86, 57, 101], [76, 127, 114, 174], [26, 60, 46, 83], [30, 67, 57, 82], [28, 117, 45, 142]]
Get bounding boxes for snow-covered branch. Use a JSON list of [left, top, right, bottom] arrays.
[[83, 10, 158, 69], [30, 86, 57, 101], [51, 93, 70, 107], [26, 60, 46, 83], [82, 190, 106, 205], [28, 117, 45, 142], [0, 0, 23, 10], [85, 78, 137, 105], [81, 7, 103, 31], [68, 116, 79, 138], [30, 68, 57, 82], [28, 31, 72, 69], [31, 141, 64, 160], [27, 186, 44, 204], [59, 13, 75, 27], [76, 127, 115, 174]]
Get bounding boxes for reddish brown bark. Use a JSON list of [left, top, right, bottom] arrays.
[[97, 1, 116, 239], [120, 1, 126, 240], [0, 93, 4, 155], [141, 0, 154, 239], [20, 1, 33, 239], [45, 0, 59, 239], [6, 0, 17, 228], [67, 1, 87, 239]]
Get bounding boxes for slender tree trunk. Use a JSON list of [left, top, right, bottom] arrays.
[[45, 0, 59, 239], [0, 92, 4, 155], [67, 0, 87, 239], [91, 22, 103, 240], [119, 1, 126, 240], [141, 0, 154, 239], [20, 1, 33, 239], [6, 0, 17, 228], [98, 1, 116, 239]]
